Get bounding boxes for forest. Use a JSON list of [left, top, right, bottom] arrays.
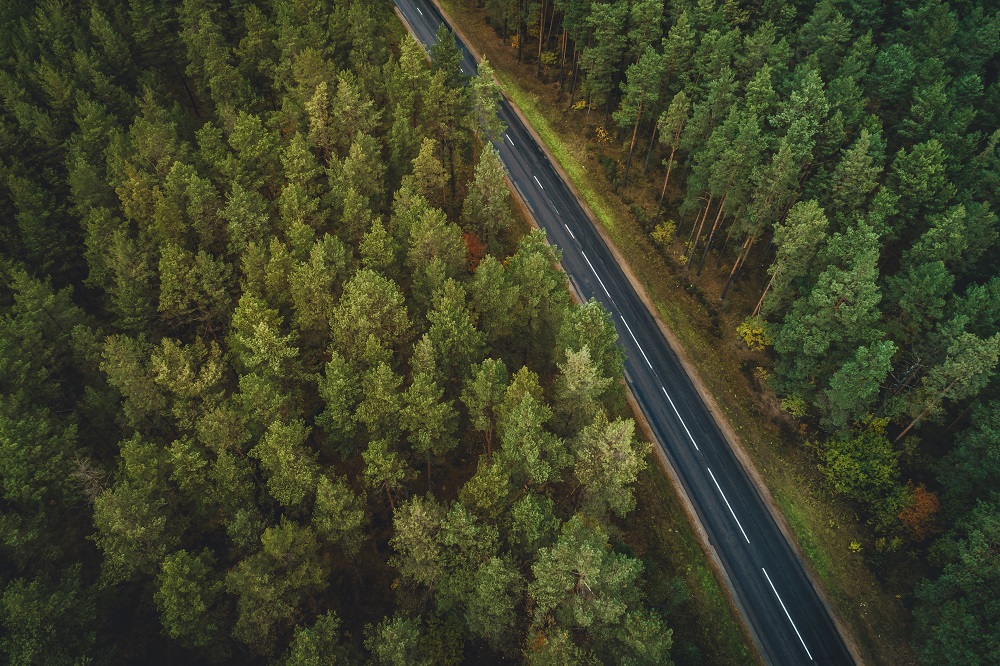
[[0, 0, 677, 663], [470, 0, 1000, 662]]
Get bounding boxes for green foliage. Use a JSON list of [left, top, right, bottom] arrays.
[[913, 498, 1000, 665], [736, 316, 773, 351], [362, 438, 413, 511], [554, 345, 613, 434], [466, 58, 505, 144], [365, 614, 429, 666], [819, 430, 901, 509], [820, 340, 896, 431], [651, 221, 676, 248], [330, 269, 412, 365], [402, 372, 459, 479], [462, 144, 514, 251], [154, 549, 225, 648], [0, 566, 97, 666], [226, 519, 328, 655], [529, 514, 671, 663], [936, 401, 1000, 515], [461, 358, 509, 456], [92, 434, 182, 584], [431, 25, 466, 91], [580, 0, 628, 107], [250, 419, 318, 509], [572, 413, 650, 519], [763, 200, 829, 316], [283, 612, 349, 666], [0, 1, 706, 661]]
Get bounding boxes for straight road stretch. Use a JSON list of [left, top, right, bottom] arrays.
[[394, 1, 855, 663]]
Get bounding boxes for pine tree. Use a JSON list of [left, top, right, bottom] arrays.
[[654, 91, 690, 220], [614, 45, 664, 188], [579, 0, 628, 113], [462, 144, 514, 251]]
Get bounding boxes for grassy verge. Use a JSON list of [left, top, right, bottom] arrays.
[[624, 464, 757, 665], [436, 1, 918, 664]]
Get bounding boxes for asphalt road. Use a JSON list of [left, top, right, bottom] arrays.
[[394, 1, 855, 663]]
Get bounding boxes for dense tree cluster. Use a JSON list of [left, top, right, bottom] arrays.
[[473, 0, 998, 661], [0, 0, 669, 663]]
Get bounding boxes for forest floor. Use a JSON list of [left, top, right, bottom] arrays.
[[433, 2, 921, 664]]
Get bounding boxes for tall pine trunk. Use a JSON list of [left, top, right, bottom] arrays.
[[716, 222, 735, 268], [177, 69, 201, 119], [721, 233, 755, 300], [568, 50, 580, 107], [536, 0, 545, 77], [545, 5, 557, 44], [620, 98, 644, 189], [642, 121, 658, 173], [654, 145, 677, 220], [687, 193, 712, 268], [696, 193, 726, 275], [558, 29, 568, 93], [753, 267, 779, 317], [517, 0, 524, 61], [896, 378, 963, 442]]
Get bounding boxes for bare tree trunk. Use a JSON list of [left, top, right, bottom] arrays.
[[687, 193, 713, 268], [620, 99, 644, 189], [696, 193, 726, 275], [558, 29, 568, 93], [654, 146, 677, 220], [721, 233, 753, 299], [945, 404, 975, 432], [642, 121, 658, 173], [895, 405, 932, 443], [568, 49, 580, 107], [536, 0, 545, 77], [752, 267, 779, 317], [716, 220, 736, 268], [544, 2, 557, 44], [685, 197, 707, 247], [731, 233, 755, 284], [517, 0, 524, 62], [895, 378, 961, 442], [177, 69, 201, 119]]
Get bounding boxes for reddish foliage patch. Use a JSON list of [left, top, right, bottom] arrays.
[[898, 483, 941, 542], [464, 231, 487, 270]]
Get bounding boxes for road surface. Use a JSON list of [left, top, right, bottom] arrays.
[[394, 1, 855, 663]]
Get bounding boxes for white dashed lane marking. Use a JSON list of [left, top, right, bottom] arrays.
[[620, 316, 653, 370], [762, 568, 814, 661], [580, 251, 612, 301], [660, 386, 700, 452], [707, 467, 751, 544]]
